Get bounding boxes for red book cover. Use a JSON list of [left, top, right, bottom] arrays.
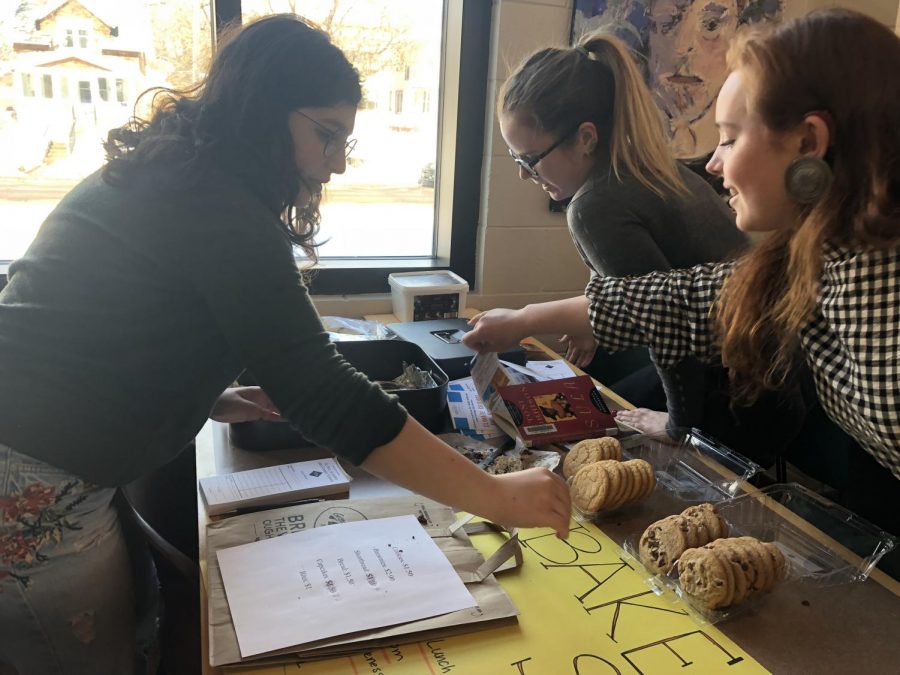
[[495, 375, 617, 446]]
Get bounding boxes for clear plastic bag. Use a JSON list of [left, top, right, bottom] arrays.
[[320, 316, 396, 341], [440, 433, 561, 475]]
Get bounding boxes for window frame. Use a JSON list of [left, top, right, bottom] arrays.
[[218, 0, 488, 296]]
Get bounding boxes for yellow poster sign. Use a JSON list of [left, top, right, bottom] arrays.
[[236, 516, 767, 675]]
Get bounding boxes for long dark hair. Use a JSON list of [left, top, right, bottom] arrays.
[[715, 9, 900, 402], [103, 14, 361, 259]]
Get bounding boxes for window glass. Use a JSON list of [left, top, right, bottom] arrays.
[[241, 0, 442, 259], [78, 80, 92, 103], [0, 1, 212, 262]]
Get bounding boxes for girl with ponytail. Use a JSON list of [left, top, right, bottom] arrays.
[[481, 30, 761, 448]]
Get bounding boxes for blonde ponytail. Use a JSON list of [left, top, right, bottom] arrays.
[[579, 33, 686, 197]]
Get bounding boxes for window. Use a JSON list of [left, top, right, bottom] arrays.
[[238, 0, 488, 294], [78, 80, 92, 103], [416, 89, 431, 113], [0, 2, 213, 266], [241, 0, 438, 260], [1, 0, 488, 297]]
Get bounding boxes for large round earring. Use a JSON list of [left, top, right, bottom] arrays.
[[784, 156, 833, 205]]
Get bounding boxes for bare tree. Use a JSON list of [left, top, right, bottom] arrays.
[[146, 1, 213, 90], [256, 0, 418, 79]]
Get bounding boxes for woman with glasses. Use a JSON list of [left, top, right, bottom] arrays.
[[487, 31, 768, 448], [0, 15, 569, 673]]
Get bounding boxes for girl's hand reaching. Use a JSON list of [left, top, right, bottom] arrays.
[[483, 468, 571, 539], [559, 333, 599, 368], [462, 308, 528, 354]]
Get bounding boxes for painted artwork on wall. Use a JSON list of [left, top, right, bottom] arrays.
[[572, 1, 783, 158]]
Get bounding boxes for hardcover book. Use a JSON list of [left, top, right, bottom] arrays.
[[470, 353, 618, 447], [496, 375, 617, 446]]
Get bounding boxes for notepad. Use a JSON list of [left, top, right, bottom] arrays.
[[200, 459, 351, 516]]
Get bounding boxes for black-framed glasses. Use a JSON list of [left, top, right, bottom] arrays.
[[294, 109, 358, 159], [508, 123, 582, 180]]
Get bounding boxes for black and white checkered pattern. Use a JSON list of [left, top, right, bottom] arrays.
[[586, 246, 900, 480]]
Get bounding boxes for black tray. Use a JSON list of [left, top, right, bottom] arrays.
[[230, 340, 449, 451]]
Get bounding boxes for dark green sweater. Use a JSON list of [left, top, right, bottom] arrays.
[[567, 164, 745, 278], [0, 169, 407, 486]]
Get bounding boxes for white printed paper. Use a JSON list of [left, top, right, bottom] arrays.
[[216, 514, 477, 657], [522, 359, 578, 381]]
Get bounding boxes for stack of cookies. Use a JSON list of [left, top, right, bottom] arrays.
[[563, 437, 623, 479], [569, 457, 656, 514], [678, 537, 787, 610], [638, 503, 729, 574]]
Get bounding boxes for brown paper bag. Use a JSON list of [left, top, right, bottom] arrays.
[[206, 496, 520, 668]]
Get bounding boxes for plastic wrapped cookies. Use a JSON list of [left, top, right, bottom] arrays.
[[639, 503, 729, 574], [678, 537, 786, 610]]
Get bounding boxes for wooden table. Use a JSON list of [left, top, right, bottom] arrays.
[[196, 313, 900, 674]]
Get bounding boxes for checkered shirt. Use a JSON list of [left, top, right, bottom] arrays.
[[585, 244, 900, 480]]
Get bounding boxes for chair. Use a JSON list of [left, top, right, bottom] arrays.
[[121, 444, 201, 675]]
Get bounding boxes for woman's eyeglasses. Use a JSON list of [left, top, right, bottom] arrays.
[[294, 110, 358, 159], [508, 123, 582, 180]]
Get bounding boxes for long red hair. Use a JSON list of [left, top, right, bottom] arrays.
[[714, 9, 900, 402]]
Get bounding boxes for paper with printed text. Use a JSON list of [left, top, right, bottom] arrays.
[[216, 514, 477, 657]]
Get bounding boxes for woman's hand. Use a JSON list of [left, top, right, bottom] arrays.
[[209, 386, 283, 423], [462, 308, 528, 353], [362, 418, 571, 538], [559, 333, 599, 368], [484, 468, 571, 539], [615, 408, 670, 437]]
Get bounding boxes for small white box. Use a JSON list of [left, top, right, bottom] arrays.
[[388, 270, 469, 322]]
